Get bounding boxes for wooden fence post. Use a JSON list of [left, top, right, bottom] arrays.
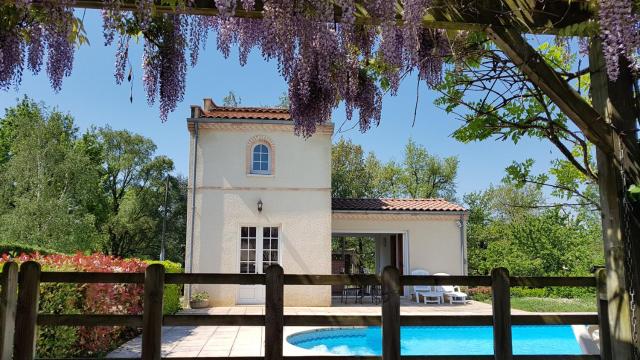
[[382, 266, 400, 360], [14, 261, 41, 360], [142, 264, 165, 360], [265, 264, 284, 360], [596, 268, 611, 360], [0, 262, 18, 360], [491, 267, 512, 360]]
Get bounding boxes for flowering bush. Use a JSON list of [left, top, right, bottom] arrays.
[[1, 253, 182, 357], [466, 286, 491, 302]]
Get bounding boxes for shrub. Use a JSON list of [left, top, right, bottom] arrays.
[[510, 287, 546, 298], [145, 260, 183, 315], [2, 253, 150, 357], [467, 286, 491, 302], [0, 242, 57, 256], [37, 265, 83, 358]]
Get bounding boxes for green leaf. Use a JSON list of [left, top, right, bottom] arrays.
[[629, 184, 640, 201]]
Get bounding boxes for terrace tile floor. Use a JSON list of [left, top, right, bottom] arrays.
[[107, 299, 527, 358]]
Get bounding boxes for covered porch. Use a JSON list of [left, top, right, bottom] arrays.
[[331, 198, 468, 302]]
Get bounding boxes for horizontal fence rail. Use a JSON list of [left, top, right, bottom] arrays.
[[0, 261, 607, 360]]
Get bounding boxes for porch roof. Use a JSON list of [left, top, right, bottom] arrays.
[[331, 198, 466, 213]]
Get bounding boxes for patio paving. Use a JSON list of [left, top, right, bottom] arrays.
[[108, 299, 519, 358]]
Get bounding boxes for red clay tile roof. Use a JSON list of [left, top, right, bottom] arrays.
[[198, 103, 291, 121], [332, 198, 466, 212]]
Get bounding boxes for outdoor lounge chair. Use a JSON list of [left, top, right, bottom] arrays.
[[434, 272, 468, 304], [411, 269, 443, 304]]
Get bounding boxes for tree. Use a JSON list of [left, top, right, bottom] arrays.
[[331, 138, 458, 200], [435, 41, 596, 205], [276, 92, 290, 109], [87, 127, 175, 257], [222, 91, 241, 107], [0, 98, 101, 252], [331, 138, 375, 198], [464, 182, 602, 277], [400, 139, 458, 200], [505, 153, 600, 211]]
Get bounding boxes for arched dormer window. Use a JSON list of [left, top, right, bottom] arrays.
[[247, 136, 275, 176], [251, 143, 270, 174]]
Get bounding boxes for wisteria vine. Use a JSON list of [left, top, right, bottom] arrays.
[[0, 0, 637, 135]]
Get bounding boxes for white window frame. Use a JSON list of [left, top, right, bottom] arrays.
[[250, 143, 271, 175]]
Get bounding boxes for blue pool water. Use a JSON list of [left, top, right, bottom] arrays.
[[287, 326, 582, 355]]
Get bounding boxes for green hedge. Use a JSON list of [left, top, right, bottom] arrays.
[[145, 260, 183, 315], [468, 286, 596, 302], [0, 242, 57, 256]]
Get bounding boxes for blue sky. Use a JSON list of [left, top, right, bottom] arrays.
[[0, 10, 559, 200]]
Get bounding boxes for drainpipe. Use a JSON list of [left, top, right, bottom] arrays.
[[458, 214, 467, 275], [187, 122, 199, 303]]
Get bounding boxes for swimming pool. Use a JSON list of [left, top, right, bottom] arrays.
[[287, 326, 584, 355]]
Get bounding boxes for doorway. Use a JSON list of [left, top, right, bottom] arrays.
[[237, 226, 280, 304], [331, 232, 407, 297]]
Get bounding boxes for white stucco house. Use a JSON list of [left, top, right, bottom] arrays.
[[185, 99, 468, 306]]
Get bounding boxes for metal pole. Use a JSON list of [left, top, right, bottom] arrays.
[[187, 122, 199, 303], [160, 174, 169, 261]]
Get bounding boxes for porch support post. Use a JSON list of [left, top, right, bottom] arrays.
[[589, 38, 639, 357]]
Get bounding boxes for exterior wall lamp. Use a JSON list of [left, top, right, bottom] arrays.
[[257, 199, 263, 213]]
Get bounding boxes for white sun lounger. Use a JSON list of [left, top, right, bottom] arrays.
[[434, 272, 468, 304], [411, 269, 443, 304]]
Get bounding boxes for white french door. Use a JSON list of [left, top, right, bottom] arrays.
[[237, 226, 280, 304]]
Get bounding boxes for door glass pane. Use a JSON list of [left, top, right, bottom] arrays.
[[262, 227, 279, 272], [240, 226, 257, 274]]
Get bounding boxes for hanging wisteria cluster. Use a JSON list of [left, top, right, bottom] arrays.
[[0, 0, 453, 136], [0, 0, 638, 136], [0, 1, 77, 92], [597, 0, 640, 79]]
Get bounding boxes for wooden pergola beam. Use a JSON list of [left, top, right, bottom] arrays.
[[486, 25, 640, 184], [15, 0, 594, 35]]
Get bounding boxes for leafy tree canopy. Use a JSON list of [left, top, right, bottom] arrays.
[[331, 138, 458, 201]]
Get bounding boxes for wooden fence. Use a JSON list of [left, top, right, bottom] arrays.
[[0, 261, 609, 360]]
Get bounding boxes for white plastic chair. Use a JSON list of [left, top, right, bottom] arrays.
[[411, 269, 443, 304]]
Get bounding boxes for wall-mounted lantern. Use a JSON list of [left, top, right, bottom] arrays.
[[257, 199, 263, 213]]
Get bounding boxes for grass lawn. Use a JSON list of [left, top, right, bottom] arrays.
[[481, 297, 597, 312]]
